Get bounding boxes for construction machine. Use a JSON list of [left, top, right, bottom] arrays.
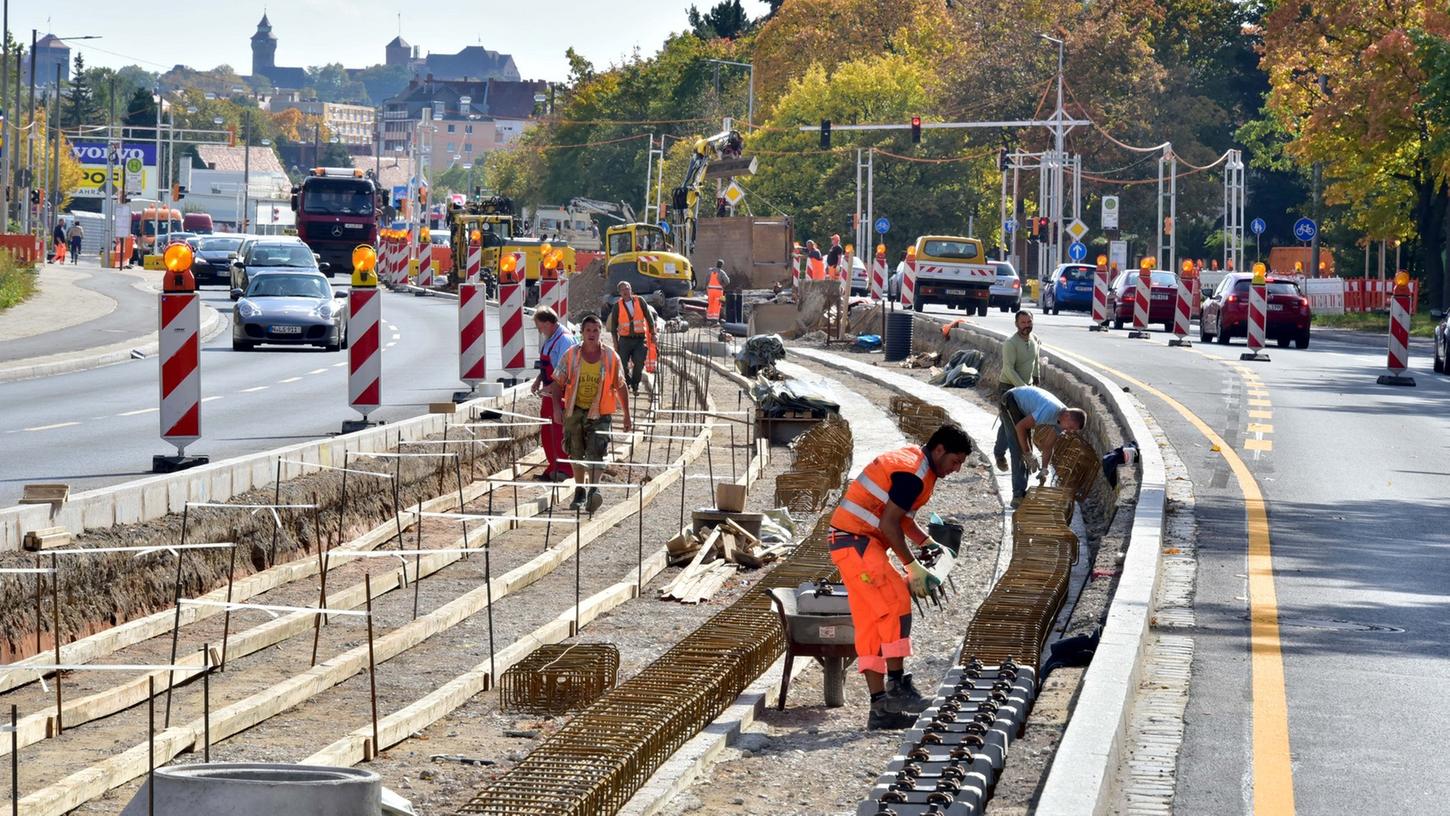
[[668, 129, 746, 257], [447, 195, 575, 298]]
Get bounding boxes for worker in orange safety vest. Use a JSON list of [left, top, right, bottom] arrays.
[[559, 313, 632, 513], [606, 281, 657, 396], [826, 423, 972, 729], [705, 259, 729, 321]]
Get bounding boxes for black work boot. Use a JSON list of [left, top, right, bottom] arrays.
[[867, 695, 916, 730], [586, 487, 603, 513], [887, 674, 930, 715], [569, 487, 586, 511]]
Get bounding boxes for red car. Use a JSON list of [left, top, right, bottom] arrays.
[[1107, 269, 1178, 330], [1199, 273, 1312, 348]]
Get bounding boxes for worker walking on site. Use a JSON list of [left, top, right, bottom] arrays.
[[530, 307, 576, 482], [994, 310, 1041, 476], [705, 259, 729, 322], [827, 423, 973, 729], [999, 385, 1085, 506], [607, 281, 657, 395], [560, 313, 633, 512]]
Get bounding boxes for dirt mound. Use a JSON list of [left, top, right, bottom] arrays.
[[566, 258, 610, 321]]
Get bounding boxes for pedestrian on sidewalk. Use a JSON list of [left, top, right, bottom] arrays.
[[531, 306, 576, 482], [826, 423, 972, 729], [560, 313, 633, 513], [994, 310, 1041, 473], [67, 221, 84, 264], [998, 385, 1084, 505], [606, 280, 656, 395], [52, 220, 67, 262]]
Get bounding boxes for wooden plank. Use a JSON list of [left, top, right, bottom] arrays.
[[22, 526, 71, 551], [661, 528, 718, 598]]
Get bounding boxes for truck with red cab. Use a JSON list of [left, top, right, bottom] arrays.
[[290, 167, 380, 274]]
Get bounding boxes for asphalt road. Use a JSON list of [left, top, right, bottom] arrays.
[[0, 285, 536, 505], [0, 262, 159, 363], [923, 300, 1450, 814]]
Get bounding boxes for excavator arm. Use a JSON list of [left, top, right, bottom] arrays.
[[567, 197, 637, 224], [669, 129, 743, 256]]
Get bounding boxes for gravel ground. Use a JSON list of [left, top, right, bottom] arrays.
[[662, 356, 1005, 816]]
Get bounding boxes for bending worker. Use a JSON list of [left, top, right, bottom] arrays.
[[994, 310, 1040, 474], [559, 313, 633, 512], [999, 385, 1086, 504], [607, 281, 657, 395], [827, 423, 973, 729], [530, 307, 575, 482]]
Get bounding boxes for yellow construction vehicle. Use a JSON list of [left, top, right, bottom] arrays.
[[447, 196, 575, 294], [669, 129, 746, 256], [603, 222, 692, 299]]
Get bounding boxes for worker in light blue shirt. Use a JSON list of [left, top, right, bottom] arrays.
[[998, 385, 1086, 505], [531, 306, 577, 481]]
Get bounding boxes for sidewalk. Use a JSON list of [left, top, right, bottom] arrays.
[[0, 258, 224, 382]]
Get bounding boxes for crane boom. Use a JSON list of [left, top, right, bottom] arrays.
[[669, 129, 745, 256]]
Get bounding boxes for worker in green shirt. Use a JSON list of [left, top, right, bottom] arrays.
[[994, 310, 1040, 474]]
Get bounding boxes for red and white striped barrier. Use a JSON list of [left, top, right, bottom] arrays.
[[347, 248, 383, 427], [539, 259, 563, 317], [1243, 266, 1270, 360], [498, 252, 528, 382], [158, 247, 202, 467], [1187, 276, 1202, 319], [459, 279, 487, 390], [1090, 259, 1109, 329], [870, 254, 887, 299], [1378, 274, 1416, 385], [1130, 265, 1151, 335], [1170, 278, 1192, 346], [466, 235, 482, 283], [901, 256, 917, 310], [416, 238, 433, 288]]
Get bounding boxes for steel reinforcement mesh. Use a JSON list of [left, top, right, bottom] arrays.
[[459, 415, 852, 815]]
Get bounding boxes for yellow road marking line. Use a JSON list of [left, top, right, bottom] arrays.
[[1247, 388, 1269, 397], [1249, 409, 1273, 420], [1247, 398, 1272, 407], [1243, 438, 1273, 452], [1046, 344, 1296, 815], [1247, 423, 1274, 434]]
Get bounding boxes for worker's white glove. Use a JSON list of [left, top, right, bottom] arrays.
[[906, 561, 932, 599], [1023, 452, 1041, 474]]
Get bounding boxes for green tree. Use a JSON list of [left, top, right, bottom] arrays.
[[304, 64, 368, 104], [123, 87, 158, 127], [688, 0, 751, 40], [355, 63, 411, 105], [63, 53, 99, 128]]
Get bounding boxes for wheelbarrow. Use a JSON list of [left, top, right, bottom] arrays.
[[767, 583, 857, 709]]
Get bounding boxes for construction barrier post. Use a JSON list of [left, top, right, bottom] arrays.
[[345, 245, 383, 432], [467, 231, 483, 284], [498, 251, 528, 385], [900, 247, 917, 311], [154, 243, 207, 473], [1128, 257, 1152, 339], [1169, 259, 1194, 347], [1089, 254, 1110, 331], [1377, 271, 1416, 386], [456, 275, 488, 401], [1240, 261, 1271, 362], [415, 228, 433, 290]]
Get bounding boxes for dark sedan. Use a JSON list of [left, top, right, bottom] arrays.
[[190, 234, 245, 285], [1107, 269, 1178, 330], [231, 272, 348, 351]]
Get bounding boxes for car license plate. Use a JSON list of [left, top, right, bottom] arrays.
[[1268, 304, 1284, 311], [271, 325, 302, 334], [1152, 293, 1170, 300]]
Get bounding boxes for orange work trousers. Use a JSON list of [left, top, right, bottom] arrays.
[[828, 529, 913, 674]]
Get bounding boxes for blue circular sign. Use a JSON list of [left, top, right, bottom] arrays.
[[1004, 218, 1017, 234], [874, 217, 890, 235], [658, 220, 672, 235], [1250, 217, 1266, 236], [1293, 217, 1317, 242], [1068, 241, 1087, 261]]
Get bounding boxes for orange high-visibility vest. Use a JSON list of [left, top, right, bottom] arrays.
[[560, 345, 623, 415], [706, 269, 724, 320], [615, 296, 649, 337], [829, 446, 938, 536], [807, 256, 825, 281]]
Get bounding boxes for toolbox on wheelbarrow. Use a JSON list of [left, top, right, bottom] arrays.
[[767, 581, 857, 709]]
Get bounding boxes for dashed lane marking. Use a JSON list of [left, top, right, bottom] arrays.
[[1243, 438, 1273, 452], [308, 368, 328, 375], [24, 421, 80, 432], [332, 362, 347, 368], [1249, 409, 1273, 420], [1046, 345, 1296, 815], [278, 376, 302, 384], [240, 385, 269, 393], [1247, 423, 1274, 434], [117, 407, 158, 416], [1247, 398, 1272, 407], [201, 396, 223, 403]]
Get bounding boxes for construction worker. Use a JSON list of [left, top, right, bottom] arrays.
[[606, 281, 657, 395], [559, 313, 633, 512], [999, 385, 1085, 506], [827, 423, 973, 730], [826, 234, 845, 277], [706, 260, 726, 322], [530, 306, 576, 482], [994, 310, 1040, 475], [805, 240, 826, 281]]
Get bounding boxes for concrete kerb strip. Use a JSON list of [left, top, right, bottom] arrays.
[[932, 320, 1168, 816], [0, 380, 534, 553], [0, 303, 226, 384]]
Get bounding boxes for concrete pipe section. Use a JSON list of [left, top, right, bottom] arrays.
[[120, 764, 382, 816]]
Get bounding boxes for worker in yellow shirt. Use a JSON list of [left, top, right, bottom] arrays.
[[558, 313, 633, 512]]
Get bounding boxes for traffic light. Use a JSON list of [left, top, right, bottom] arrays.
[[28, 188, 40, 205], [911, 116, 922, 144], [820, 119, 831, 150], [171, 183, 186, 201], [1036, 216, 1049, 237]]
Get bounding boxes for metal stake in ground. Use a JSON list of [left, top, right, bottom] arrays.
[[49, 553, 61, 735], [268, 458, 283, 566], [574, 505, 583, 634], [163, 530, 189, 727], [413, 498, 425, 618], [310, 493, 332, 667], [219, 540, 238, 671], [364, 573, 380, 758], [201, 644, 211, 763], [148, 676, 155, 816], [10, 704, 17, 816]]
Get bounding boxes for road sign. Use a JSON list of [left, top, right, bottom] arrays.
[[1004, 218, 1016, 234], [874, 216, 890, 235], [1066, 218, 1088, 241], [722, 181, 745, 207], [1102, 196, 1120, 230], [1109, 239, 1128, 273], [1293, 217, 1317, 242], [1068, 241, 1087, 262], [1250, 217, 1266, 236], [658, 220, 672, 235], [124, 156, 144, 192]]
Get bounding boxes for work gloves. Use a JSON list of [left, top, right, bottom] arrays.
[[906, 560, 933, 599]]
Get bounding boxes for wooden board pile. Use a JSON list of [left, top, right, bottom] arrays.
[[660, 519, 789, 604]]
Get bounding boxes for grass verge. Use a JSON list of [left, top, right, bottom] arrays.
[[1312, 310, 1439, 338], [0, 254, 38, 313]]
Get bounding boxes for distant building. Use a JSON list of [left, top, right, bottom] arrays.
[[22, 34, 70, 88], [418, 46, 520, 83], [385, 36, 411, 68], [380, 76, 545, 173], [269, 98, 377, 151], [249, 14, 309, 92], [182, 144, 293, 232]]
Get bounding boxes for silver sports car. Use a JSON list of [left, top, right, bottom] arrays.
[[232, 271, 349, 351]]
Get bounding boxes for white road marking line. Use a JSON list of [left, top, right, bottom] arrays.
[[278, 376, 302, 383], [117, 408, 158, 416], [201, 396, 224, 403], [332, 362, 347, 368], [309, 368, 328, 374], [241, 386, 269, 393], [25, 421, 79, 432], [386, 342, 397, 348]]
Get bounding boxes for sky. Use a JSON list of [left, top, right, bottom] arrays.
[[9, 0, 771, 82]]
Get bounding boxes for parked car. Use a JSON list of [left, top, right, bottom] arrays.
[[989, 260, 1022, 311], [1434, 309, 1449, 373], [232, 271, 348, 351], [1108, 269, 1178, 330], [190, 234, 247, 286], [1199, 273, 1312, 348], [849, 256, 869, 296], [229, 237, 324, 296], [1040, 263, 1096, 314]]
